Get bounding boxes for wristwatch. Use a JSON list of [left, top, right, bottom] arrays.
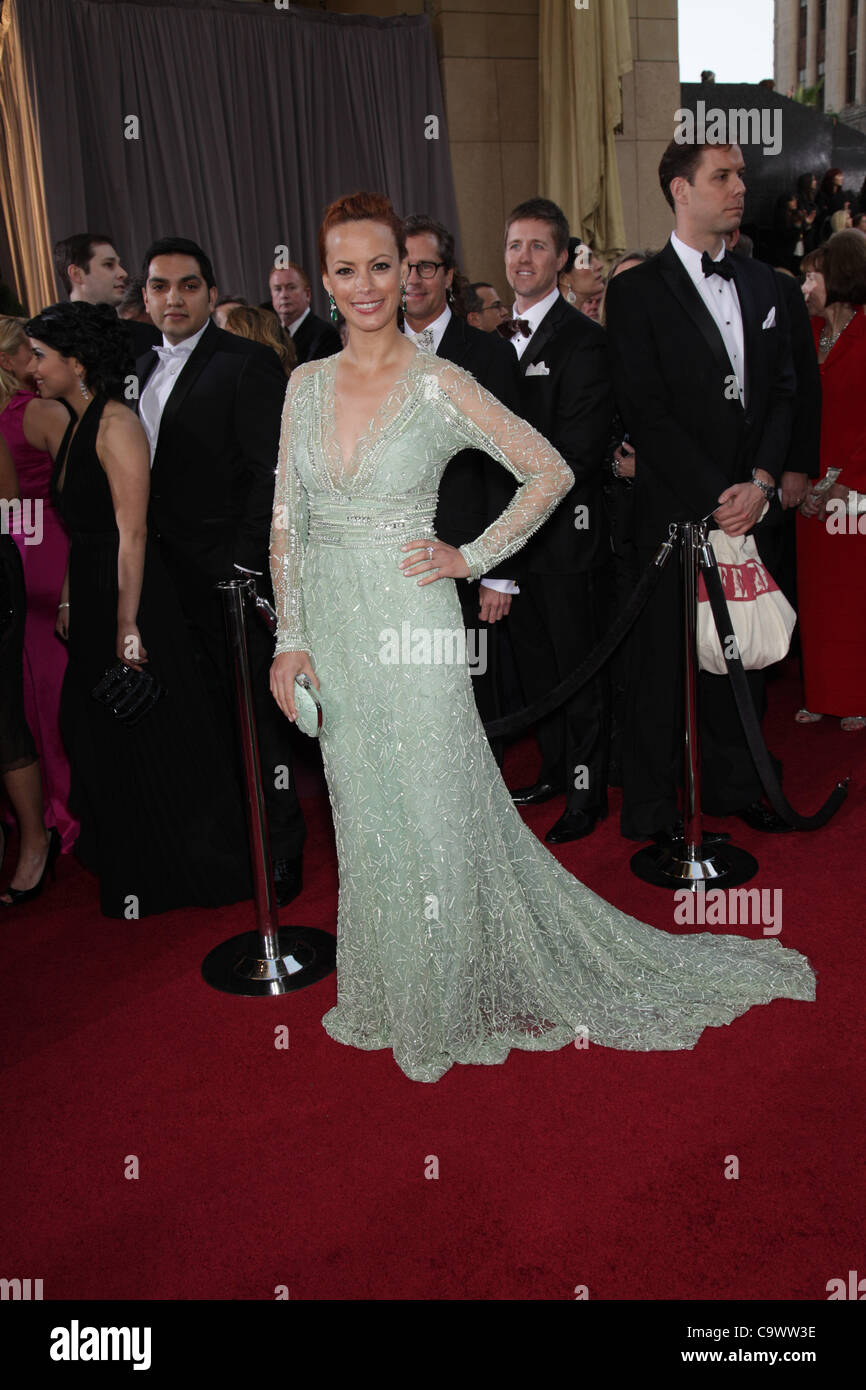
[[750, 472, 775, 502]]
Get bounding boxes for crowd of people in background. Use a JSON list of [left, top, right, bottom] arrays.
[[771, 166, 866, 273], [1, 137, 864, 919]]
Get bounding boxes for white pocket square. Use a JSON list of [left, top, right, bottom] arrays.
[[525, 361, 549, 376], [762, 307, 776, 329]]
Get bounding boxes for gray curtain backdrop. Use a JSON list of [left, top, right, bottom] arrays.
[[18, 0, 461, 315]]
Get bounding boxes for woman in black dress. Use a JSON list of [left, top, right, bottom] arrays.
[[26, 303, 251, 917]]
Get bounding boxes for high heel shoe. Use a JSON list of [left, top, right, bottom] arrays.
[[0, 826, 61, 906]]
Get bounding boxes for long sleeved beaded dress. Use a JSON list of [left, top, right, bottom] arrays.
[[270, 348, 815, 1083]]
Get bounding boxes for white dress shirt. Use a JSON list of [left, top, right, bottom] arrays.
[[670, 231, 745, 406], [139, 320, 210, 464], [404, 303, 516, 594], [287, 306, 310, 337], [510, 285, 560, 360], [403, 302, 451, 353]]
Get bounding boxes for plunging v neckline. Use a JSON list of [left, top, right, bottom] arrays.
[[322, 350, 423, 490]]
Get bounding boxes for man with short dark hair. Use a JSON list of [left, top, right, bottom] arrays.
[[53, 233, 127, 305], [268, 262, 340, 363], [605, 141, 797, 840], [136, 236, 305, 901], [501, 196, 614, 843], [465, 282, 510, 332], [53, 231, 159, 353]]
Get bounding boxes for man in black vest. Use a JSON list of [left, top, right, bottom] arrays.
[[500, 198, 614, 843], [401, 214, 522, 755], [605, 140, 797, 841], [136, 237, 305, 902], [268, 263, 340, 364]]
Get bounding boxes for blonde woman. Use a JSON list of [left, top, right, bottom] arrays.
[[223, 305, 297, 377]]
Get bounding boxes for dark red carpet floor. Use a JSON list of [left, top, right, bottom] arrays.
[[1, 662, 863, 1301]]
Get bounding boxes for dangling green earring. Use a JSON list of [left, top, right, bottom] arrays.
[[328, 292, 338, 323], [400, 281, 407, 312]]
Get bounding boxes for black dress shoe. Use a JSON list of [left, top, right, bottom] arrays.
[[273, 857, 303, 906], [733, 801, 793, 834], [545, 809, 605, 843], [511, 780, 564, 806]]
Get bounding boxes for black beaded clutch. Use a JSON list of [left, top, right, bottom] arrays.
[[91, 661, 166, 726]]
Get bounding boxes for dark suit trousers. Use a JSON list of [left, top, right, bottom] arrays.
[[620, 547, 772, 838], [153, 538, 306, 862], [455, 582, 506, 766], [505, 569, 610, 813]]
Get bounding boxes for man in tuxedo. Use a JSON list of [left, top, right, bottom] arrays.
[[137, 236, 305, 902], [53, 231, 160, 355], [501, 198, 614, 843], [268, 263, 340, 363], [605, 141, 797, 840], [401, 214, 522, 755]]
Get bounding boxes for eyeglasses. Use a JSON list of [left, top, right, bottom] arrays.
[[406, 260, 445, 279]]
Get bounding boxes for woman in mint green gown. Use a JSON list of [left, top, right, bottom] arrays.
[[269, 195, 814, 1084]]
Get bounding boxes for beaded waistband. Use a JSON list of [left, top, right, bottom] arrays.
[[307, 493, 438, 546]]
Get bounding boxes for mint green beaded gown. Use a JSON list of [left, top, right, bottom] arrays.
[[270, 348, 815, 1083]]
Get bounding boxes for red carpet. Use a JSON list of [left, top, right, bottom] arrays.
[[1, 661, 863, 1301]]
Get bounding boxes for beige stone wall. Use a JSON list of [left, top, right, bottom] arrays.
[[616, 0, 680, 256], [775, 0, 866, 125], [279, 0, 680, 275]]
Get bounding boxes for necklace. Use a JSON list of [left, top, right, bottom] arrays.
[[819, 309, 856, 354]]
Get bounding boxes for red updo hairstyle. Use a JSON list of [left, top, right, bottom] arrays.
[[318, 191, 406, 274]]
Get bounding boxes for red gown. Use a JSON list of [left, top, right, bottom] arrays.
[[796, 310, 866, 715]]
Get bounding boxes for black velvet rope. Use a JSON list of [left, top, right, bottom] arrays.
[[482, 537, 675, 738]]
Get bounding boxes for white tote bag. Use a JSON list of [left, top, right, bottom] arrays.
[[697, 530, 797, 675]]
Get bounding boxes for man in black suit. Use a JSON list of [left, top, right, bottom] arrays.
[[53, 231, 160, 356], [401, 214, 523, 755], [605, 141, 797, 841], [501, 198, 614, 843], [268, 263, 340, 363], [137, 237, 305, 902]]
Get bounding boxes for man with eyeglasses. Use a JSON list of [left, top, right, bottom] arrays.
[[401, 214, 523, 759], [465, 282, 511, 332]]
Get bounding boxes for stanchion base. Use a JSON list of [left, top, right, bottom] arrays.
[[202, 927, 336, 996], [630, 839, 758, 891]]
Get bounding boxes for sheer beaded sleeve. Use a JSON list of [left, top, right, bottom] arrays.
[[269, 369, 310, 655], [428, 358, 574, 580]]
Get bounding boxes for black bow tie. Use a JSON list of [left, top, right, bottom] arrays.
[[497, 317, 532, 341], [701, 251, 735, 281]]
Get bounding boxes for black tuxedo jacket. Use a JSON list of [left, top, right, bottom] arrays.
[[434, 313, 522, 582], [291, 310, 341, 364], [123, 318, 160, 358], [135, 320, 286, 581], [604, 239, 796, 549], [512, 293, 613, 574]]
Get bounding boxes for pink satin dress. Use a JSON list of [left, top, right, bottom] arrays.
[[0, 389, 78, 851]]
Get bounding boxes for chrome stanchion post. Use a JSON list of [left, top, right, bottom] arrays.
[[201, 578, 335, 995], [682, 521, 702, 861], [631, 522, 758, 891]]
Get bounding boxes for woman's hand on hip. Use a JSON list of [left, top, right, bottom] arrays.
[[399, 538, 470, 584]]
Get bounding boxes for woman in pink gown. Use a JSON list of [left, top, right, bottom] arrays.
[[0, 317, 78, 851]]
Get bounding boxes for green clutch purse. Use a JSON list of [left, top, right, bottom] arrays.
[[294, 674, 323, 738]]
